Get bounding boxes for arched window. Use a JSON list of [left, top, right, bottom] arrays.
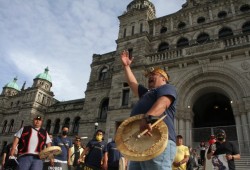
[[8, 119, 14, 133], [177, 37, 189, 48], [178, 22, 186, 29], [2, 120, 7, 133], [45, 119, 52, 133], [63, 117, 70, 128], [242, 21, 250, 33], [72, 117, 80, 135], [197, 17, 205, 24], [99, 67, 109, 80], [158, 42, 169, 52], [99, 98, 109, 120], [160, 27, 167, 34], [218, 27, 233, 39], [197, 33, 210, 44], [217, 11, 227, 18], [240, 4, 250, 12], [53, 119, 60, 134]]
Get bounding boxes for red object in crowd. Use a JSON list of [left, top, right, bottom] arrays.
[[208, 135, 216, 145]]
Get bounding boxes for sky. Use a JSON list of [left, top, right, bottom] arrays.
[[0, 0, 186, 101]]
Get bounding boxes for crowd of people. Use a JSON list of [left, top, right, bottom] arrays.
[[0, 50, 240, 170]]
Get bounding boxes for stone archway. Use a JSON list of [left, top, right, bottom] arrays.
[[175, 65, 250, 151]]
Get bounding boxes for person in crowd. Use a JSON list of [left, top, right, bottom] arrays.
[[172, 135, 190, 170], [51, 126, 73, 170], [120, 50, 177, 170], [79, 129, 108, 170], [69, 136, 84, 170], [9, 115, 52, 170], [187, 147, 199, 170], [199, 141, 207, 166], [1, 142, 18, 170], [207, 129, 240, 170], [107, 139, 123, 170]]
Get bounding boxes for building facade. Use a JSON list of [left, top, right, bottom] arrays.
[[1, 0, 250, 154]]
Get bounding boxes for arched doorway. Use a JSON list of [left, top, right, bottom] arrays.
[[192, 92, 237, 143]]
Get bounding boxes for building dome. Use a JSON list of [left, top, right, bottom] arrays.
[[4, 77, 20, 91], [35, 67, 52, 83]]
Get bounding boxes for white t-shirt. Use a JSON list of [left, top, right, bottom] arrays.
[[15, 127, 52, 155]]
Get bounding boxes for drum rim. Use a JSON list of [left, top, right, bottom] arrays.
[[39, 146, 62, 159], [115, 114, 168, 161]]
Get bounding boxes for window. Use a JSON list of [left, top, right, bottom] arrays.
[[99, 99, 109, 120], [8, 119, 14, 133], [240, 4, 250, 12], [197, 33, 210, 44], [72, 117, 80, 134], [178, 22, 186, 29], [53, 119, 60, 134], [132, 26, 135, 35], [218, 27, 233, 39], [123, 28, 126, 38], [242, 21, 250, 33], [158, 42, 169, 52], [128, 48, 133, 59], [160, 27, 167, 34], [45, 119, 51, 133], [218, 11, 227, 18], [99, 67, 109, 80], [197, 17, 205, 24], [122, 89, 129, 106], [177, 37, 189, 48], [140, 23, 143, 33], [64, 118, 70, 128], [2, 120, 7, 133]]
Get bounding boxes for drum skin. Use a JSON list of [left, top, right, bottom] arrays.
[[115, 114, 168, 161], [39, 146, 62, 159]]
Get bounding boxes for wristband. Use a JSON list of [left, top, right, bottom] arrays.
[[144, 115, 158, 124]]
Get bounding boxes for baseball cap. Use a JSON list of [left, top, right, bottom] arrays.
[[34, 115, 42, 120]]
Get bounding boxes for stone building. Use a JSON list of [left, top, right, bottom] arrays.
[[0, 0, 250, 155]]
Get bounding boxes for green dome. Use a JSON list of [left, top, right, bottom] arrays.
[[4, 77, 20, 91], [35, 67, 52, 83]]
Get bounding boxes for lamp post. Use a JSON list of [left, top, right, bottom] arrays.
[[94, 122, 98, 132]]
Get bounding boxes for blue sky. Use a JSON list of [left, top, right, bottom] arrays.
[[0, 0, 186, 101]]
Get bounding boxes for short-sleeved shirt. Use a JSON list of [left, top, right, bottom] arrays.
[[53, 136, 73, 161], [173, 145, 190, 170], [131, 84, 177, 142], [107, 141, 122, 168], [208, 141, 239, 170], [85, 140, 107, 168], [15, 127, 51, 155]]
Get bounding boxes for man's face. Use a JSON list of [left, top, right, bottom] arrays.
[[75, 139, 81, 146], [33, 119, 42, 128], [176, 137, 183, 146], [147, 72, 166, 89]]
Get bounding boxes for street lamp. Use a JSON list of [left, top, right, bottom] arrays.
[[94, 122, 98, 132]]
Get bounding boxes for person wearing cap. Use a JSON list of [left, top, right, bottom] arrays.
[[120, 50, 177, 170], [172, 135, 190, 170], [68, 136, 84, 170], [9, 115, 52, 170], [78, 129, 108, 170], [207, 129, 240, 170]]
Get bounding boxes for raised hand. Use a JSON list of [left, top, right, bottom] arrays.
[[120, 50, 133, 67]]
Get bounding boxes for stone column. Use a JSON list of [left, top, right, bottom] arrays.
[[230, 0, 235, 15], [179, 119, 185, 139], [235, 115, 244, 153], [185, 120, 191, 146], [241, 114, 250, 152], [247, 111, 250, 136], [189, 12, 193, 26], [175, 118, 178, 135]]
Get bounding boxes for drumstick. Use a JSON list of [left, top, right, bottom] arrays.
[[137, 115, 167, 138]]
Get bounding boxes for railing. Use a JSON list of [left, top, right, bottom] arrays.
[[146, 33, 250, 63]]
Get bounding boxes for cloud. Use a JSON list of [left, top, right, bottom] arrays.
[[0, 0, 185, 100]]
